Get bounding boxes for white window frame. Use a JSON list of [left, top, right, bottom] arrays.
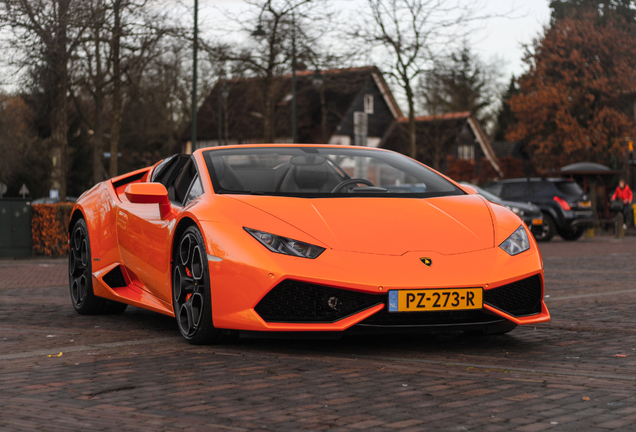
[[458, 144, 475, 161], [364, 94, 374, 114]]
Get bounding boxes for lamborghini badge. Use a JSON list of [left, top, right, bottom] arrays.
[[420, 257, 432, 267]]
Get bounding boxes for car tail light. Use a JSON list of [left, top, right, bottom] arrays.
[[554, 196, 571, 210]]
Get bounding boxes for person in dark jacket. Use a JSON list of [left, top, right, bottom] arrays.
[[612, 179, 633, 230]]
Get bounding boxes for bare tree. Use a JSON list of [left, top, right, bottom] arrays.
[[351, 0, 490, 159], [72, 0, 174, 179], [418, 41, 504, 133], [72, 0, 110, 184], [0, 92, 54, 198], [0, 94, 31, 185], [0, 0, 95, 200], [109, 0, 123, 177], [205, 0, 332, 143]]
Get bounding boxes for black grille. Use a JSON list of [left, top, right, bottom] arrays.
[[359, 308, 500, 327], [102, 266, 127, 288], [255, 280, 384, 323], [484, 274, 543, 317]]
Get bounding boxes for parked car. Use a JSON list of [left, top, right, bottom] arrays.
[[68, 145, 549, 344], [482, 178, 594, 241], [460, 183, 544, 238]]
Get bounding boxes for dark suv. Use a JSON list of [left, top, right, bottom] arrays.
[[482, 178, 594, 241]]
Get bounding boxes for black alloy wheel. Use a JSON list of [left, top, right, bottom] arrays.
[[172, 226, 236, 344], [69, 218, 127, 315], [535, 213, 556, 242]]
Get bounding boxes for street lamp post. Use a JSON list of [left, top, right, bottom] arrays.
[[217, 83, 223, 146], [217, 80, 230, 146], [191, 0, 198, 151], [222, 82, 230, 146], [291, 10, 297, 143], [312, 69, 326, 143]]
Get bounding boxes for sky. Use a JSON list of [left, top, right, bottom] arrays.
[[472, 0, 552, 78], [197, 0, 553, 80], [0, 0, 552, 92]]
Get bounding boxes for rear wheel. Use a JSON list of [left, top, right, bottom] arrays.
[[535, 213, 556, 242], [172, 226, 237, 344], [69, 219, 128, 315]]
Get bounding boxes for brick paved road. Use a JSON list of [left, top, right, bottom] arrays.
[[1, 236, 636, 431]]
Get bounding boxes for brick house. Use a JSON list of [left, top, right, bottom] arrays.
[[380, 112, 502, 179], [185, 66, 402, 151], [186, 67, 501, 181]]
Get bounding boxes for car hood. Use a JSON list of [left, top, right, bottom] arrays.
[[228, 195, 495, 256]]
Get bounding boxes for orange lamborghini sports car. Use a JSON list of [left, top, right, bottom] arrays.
[[68, 145, 550, 344]]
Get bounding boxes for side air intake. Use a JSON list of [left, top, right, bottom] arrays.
[[102, 266, 128, 288]]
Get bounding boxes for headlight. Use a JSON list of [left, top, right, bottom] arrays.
[[244, 228, 325, 259], [499, 225, 530, 256]]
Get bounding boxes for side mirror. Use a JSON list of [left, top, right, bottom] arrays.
[[461, 184, 479, 195], [125, 182, 172, 219]]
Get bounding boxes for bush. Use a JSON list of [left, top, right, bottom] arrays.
[[31, 203, 73, 256]]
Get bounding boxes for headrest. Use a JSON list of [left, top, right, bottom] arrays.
[[294, 164, 328, 190], [211, 156, 243, 191]]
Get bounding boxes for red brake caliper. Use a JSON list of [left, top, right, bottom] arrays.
[[185, 267, 193, 300]]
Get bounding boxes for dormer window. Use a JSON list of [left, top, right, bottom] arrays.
[[458, 144, 475, 161], [364, 94, 374, 114]]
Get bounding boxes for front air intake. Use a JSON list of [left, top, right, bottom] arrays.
[[255, 280, 384, 323], [484, 274, 543, 317]]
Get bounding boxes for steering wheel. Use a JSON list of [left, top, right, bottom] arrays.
[[331, 178, 375, 193]]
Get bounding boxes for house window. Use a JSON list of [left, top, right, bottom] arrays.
[[458, 144, 474, 161], [364, 94, 374, 114]]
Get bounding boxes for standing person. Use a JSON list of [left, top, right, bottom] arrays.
[[612, 179, 633, 230]]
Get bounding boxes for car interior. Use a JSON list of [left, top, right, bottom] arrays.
[[209, 154, 347, 194], [151, 154, 201, 205]]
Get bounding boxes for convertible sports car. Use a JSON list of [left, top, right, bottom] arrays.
[[68, 145, 550, 344]]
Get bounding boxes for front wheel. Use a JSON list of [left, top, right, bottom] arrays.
[[172, 226, 237, 344]]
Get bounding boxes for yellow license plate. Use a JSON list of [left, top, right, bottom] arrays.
[[388, 288, 483, 312], [578, 201, 591, 207], [532, 218, 543, 225]]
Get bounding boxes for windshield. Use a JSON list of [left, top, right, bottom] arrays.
[[202, 146, 463, 198]]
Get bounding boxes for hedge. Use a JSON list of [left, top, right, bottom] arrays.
[[31, 203, 74, 256]]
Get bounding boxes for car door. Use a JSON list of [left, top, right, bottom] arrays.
[[116, 156, 202, 304]]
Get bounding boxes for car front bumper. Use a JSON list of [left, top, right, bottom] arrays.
[[202, 222, 550, 333]]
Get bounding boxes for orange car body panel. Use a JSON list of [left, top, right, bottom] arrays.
[[70, 145, 550, 332]]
